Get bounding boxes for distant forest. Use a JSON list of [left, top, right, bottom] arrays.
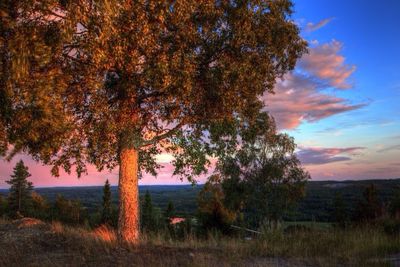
[[2, 179, 399, 222]]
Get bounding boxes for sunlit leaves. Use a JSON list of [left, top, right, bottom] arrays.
[[0, 0, 306, 181]]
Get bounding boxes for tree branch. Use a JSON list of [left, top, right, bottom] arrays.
[[140, 121, 185, 148]]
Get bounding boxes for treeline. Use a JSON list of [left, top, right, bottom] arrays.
[[0, 160, 194, 238], [2, 160, 400, 237], [0, 161, 90, 225], [331, 184, 400, 232]]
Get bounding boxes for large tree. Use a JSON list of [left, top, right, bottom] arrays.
[[0, 0, 306, 243]]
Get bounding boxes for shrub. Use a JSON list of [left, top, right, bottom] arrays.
[[382, 219, 400, 235]]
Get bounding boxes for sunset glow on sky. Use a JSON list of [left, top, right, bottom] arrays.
[[1, 0, 399, 188]]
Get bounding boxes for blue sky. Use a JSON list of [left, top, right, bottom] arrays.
[[0, 0, 399, 187], [282, 0, 400, 180]]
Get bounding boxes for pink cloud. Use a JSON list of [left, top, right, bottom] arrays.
[[299, 40, 356, 89], [264, 39, 363, 129], [265, 73, 364, 129]]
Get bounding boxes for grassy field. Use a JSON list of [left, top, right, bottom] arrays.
[[1, 218, 399, 266]]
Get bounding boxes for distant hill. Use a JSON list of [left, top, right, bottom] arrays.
[[291, 179, 400, 221], [1, 179, 399, 221]]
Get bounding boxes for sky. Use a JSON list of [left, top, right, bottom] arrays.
[[1, 0, 400, 188]]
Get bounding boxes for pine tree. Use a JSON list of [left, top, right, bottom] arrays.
[[165, 201, 175, 219], [0, 194, 7, 216], [101, 179, 112, 225], [141, 191, 155, 232], [356, 184, 382, 222], [6, 160, 33, 216]]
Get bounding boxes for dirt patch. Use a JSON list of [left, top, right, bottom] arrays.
[[13, 217, 46, 228]]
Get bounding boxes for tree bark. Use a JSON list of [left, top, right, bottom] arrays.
[[118, 147, 140, 244]]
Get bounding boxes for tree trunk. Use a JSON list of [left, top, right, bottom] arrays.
[[118, 147, 140, 244]]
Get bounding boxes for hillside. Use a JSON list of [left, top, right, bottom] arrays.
[[1, 217, 399, 266], [1, 179, 400, 221]]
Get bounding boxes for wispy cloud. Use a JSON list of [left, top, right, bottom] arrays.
[[297, 147, 365, 165], [316, 119, 392, 134], [305, 17, 334, 32], [377, 144, 400, 153], [304, 18, 334, 32]]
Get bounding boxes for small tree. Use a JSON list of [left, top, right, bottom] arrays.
[[215, 115, 309, 229], [198, 175, 237, 234], [164, 200, 176, 236], [0, 194, 7, 217], [332, 192, 347, 228], [6, 160, 33, 216], [101, 179, 112, 225], [53, 194, 85, 225], [165, 201, 175, 220], [141, 191, 155, 232], [389, 186, 400, 219], [30, 191, 50, 220], [356, 184, 382, 223]]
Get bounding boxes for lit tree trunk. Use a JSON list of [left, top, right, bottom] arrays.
[[118, 147, 140, 244]]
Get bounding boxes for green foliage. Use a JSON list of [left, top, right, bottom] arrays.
[[100, 179, 112, 225], [165, 201, 175, 219], [6, 160, 33, 216], [355, 184, 383, 223], [0, 0, 306, 181], [197, 175, 237, 234], [382, 218, 400, 235], [0, 195, 7, 217], [332, 192, 348, 228], [141, 191, 157, 231], [52, 194, 86, 225], [389, 186, 400, 219], [29, 191, 50, 220], [208, 113, 310, 229], [2, 179, 397, 223]]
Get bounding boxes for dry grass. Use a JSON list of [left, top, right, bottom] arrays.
[[0, 218, 399, 266], [92, 224, 117, 243]]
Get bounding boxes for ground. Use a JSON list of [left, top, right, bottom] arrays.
[[0, 218, 305, 267], [0, 218, 398, 266]]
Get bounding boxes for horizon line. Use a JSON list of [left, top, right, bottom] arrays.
[[1, 177, 399, 190]]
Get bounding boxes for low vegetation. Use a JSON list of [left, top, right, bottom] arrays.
[[0, 218, 399, 266], [1, 161, 400, 266]]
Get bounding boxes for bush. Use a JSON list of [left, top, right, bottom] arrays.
[[382, 219, 400, 235]]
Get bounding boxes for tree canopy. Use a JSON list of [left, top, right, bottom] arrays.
[[0, 0, 306, 179], [0, 0, 307, 242], [201, 113, 310, 228]]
